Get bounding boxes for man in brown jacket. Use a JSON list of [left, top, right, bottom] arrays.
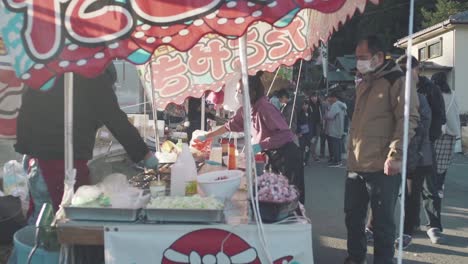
[[344, 35, 420, 264]]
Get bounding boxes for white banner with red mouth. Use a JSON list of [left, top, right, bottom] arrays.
[[104, 223, 313, 264]]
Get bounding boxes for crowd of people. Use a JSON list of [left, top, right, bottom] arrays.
[[269, 87, 350, 168], [267, 35, 461, 264]]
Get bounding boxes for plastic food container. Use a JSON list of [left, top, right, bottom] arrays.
[[250, 198, 299, 223], [197, 170, 242, 201]]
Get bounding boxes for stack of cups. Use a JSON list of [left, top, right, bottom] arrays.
[[255, 154, 266, 176]]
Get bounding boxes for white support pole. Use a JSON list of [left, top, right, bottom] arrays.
[[238, 35, 273, 263], [148, 61, 160, 151], [55, 72, 77, 223], [143, 82, 147, 140], [266, 68, 280, 96], [64, 72, 74, 182], [238, 36, 253, 203], [290, 60, 303, 128], [398, 0, 415, 263], [201, 94, 206, 131]]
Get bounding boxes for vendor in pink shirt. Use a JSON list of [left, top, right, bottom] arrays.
[[200, 72, 305, 204]]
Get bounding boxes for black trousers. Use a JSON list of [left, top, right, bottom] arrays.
[[436, 171, 447, 192], [327, 136, 342, 163], [422, 165, 443, 231], [320, 131, 327, 157], [403, 165, 442, 235], [345, 171, 401, 264], [266, 142, 305, 204], [404, 169, 425, 235], [299, 134, 312, 163]]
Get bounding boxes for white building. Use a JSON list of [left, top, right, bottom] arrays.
[[395, 11, 468, 113]]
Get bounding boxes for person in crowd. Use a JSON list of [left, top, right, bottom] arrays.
[[402, 80, 433, 248], [344, 35, 419, 264], [15, 64, 159, 222], [337, 90, 350, 158], [367, 75, 433, 249], [297, 100, 312, 166], [325, 91, 347, 167], [432, 71, 461, 198], [396, 55, 445, 244], [320, 95, 330, 160], [277, 88, 297, 132], [269, 90, 282, 110], [308, 93, 322, 161], [186, 97, 216, 141], [198, 73, 305, 205]]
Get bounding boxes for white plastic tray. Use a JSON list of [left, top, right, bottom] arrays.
[[64, 207, 140, 222], [144, 208, 224, 223]]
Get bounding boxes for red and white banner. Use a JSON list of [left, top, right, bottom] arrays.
[[104, 224, 313, 264], [138, 0, 379, 110], [0, 37, 24, 139], [0, 0, 349, 90]]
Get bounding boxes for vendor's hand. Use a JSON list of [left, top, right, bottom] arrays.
[[143, 152, 159, 170], [252, 144, 262, 154], [384, 158, 401, 176], [196, 135, 207, 142]]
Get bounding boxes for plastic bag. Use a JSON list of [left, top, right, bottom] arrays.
[[2, 160, 28, 200], [70, 174, 149, 209], [190, 130, 208, 147], [223, 74, 241, 111], [71, 185, 109, 207], [98, 174, 149, 209]]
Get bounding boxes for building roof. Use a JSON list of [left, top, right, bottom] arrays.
[[336, 55, 356, 73], [395, 11, 468, 47], [420, 61, 452, 71], [450, 10, 468, 23], [328, 70, 354, 82]]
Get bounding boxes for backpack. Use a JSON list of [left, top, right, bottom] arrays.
[[406, 93, 431, 173], [406, 120, 425, 173]]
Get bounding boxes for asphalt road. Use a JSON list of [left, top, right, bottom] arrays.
[[304, 155, 468, 264]]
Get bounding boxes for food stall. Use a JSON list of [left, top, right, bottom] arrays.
[[56, 134, 313, 263], [0, 1, 381, 263]]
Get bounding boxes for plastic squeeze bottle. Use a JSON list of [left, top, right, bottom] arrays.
[[170, 144, 198, 196], [170, 158, 185, 196], [228, 143, 237, 170]]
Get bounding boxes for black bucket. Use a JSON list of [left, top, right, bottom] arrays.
[[0, 195, 26, 244]]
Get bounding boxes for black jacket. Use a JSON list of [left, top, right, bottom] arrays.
[[15, 65, 148, 162], [297, 110, 311, 135], [280, 102, 297, 131], [417, 76, 446, 141], [308, 101, 322, 124]]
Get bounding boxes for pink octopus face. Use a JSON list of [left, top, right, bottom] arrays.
[[161, 228, 294, 264]]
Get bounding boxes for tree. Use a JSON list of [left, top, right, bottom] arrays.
[[327, 0, 432, 60], [421, 0, 468, 28], [324, 0, 468, 60]]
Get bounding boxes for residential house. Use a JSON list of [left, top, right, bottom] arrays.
[[395, 11, 468, 113]]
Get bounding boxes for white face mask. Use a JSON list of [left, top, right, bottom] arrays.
[[356, 60, 372, 74], [235, 91, 243, 106], [356, 55, 380, 74]]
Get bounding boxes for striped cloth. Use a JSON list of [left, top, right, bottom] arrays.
[[434, 134, 456, 174]]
